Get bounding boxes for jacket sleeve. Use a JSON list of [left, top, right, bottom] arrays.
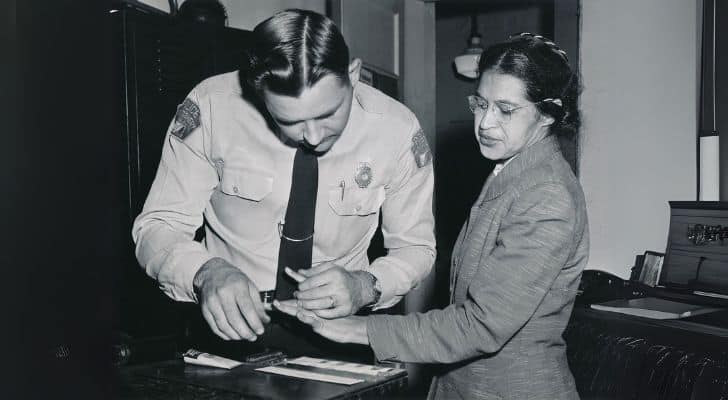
[[367, 182, 576, 363], [131, 89, 218, 303], [368, 117, 436, 309]]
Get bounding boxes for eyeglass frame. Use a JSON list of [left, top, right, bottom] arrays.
[[466, 94, 541, 123]]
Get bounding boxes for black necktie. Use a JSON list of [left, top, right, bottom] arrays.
[[275, 147, 318, 300]]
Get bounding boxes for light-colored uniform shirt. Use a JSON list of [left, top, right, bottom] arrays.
[[132, 71, 436, 309]]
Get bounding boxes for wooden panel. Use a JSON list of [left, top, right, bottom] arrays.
[[661, 202, 728, 295], [116, 4, 253, 339], [331, 0, 400, 76]]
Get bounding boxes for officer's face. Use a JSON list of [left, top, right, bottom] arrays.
[[263, 60, 361, 155]]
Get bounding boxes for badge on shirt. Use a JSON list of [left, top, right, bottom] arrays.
[[355, 162, 373, 188], [171, 98, 201, 140]]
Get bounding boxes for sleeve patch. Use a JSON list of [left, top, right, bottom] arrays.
[[411, 129, 432, 168], [170, 98, 201, 140]]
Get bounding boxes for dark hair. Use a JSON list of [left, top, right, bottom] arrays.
[[177, 0, 227, 26], [242, 9, 350, 97], [478, 33, 582, 172]]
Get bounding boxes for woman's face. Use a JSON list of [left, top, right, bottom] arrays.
[[472, 70, 553, 161]]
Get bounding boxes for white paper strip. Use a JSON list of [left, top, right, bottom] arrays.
[[287, 357, 393, 376], [699, 135, 720, 201], [256, 366, 364, 385], [183, 349, 242, 370]]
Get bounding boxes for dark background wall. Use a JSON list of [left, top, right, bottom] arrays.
[[433, 0, 577, 306], [13, 0, 117, 398]]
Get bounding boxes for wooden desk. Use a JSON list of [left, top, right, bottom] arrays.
[[119, 359, 407, 400], [565, 305, 728, 399]]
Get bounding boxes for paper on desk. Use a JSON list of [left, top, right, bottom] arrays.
[[287, 356, 394, 376], [590, 297, 724, 319], [183, 349, 242, 369], [256, 365, 364, 385]]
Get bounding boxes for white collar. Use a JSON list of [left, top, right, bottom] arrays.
[[492, 155, 517, 176]]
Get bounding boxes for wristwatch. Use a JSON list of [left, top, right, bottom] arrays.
[[367, 272, 382, 307]]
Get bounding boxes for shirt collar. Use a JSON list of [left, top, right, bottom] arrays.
[[492, 156, 517, 176]]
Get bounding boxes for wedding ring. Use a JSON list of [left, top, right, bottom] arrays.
[[329, 296, 336, 308]]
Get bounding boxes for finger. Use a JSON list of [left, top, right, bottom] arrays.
[[310, 318, 325, 333], [295, 307, 320, 325], [298, 269, 342, 290], [295, 284, 332, 301], [284, 267, 306, 283], [298, 262, 338, 278], [207, 300, 240, 340], [276, 299, 299, 307], [221, 299, 256, 341], [273, 300, 299, 317], [246, 281, 271, 324], [235, 293, 265, 338], [201, 305, 230, 340], [297, 310, 325, 331], [313, 307, 349, 319], [297, 296, 335, 311]]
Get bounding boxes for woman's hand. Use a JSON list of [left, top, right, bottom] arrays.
[[273, 300, 370, 345]]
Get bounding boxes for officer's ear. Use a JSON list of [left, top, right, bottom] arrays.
[[348, 58, 362, 87]]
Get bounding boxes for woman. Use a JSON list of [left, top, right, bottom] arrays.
[[276, 33, 588, 400]]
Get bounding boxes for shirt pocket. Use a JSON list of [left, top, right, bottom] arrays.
[[213, 167, 276, 247], [220, 167, 273, 201], [316, 186, 385, 258], [328, 186, 385, 216]]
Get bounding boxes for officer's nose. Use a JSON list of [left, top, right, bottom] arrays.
[[302, 120, 324, 146]]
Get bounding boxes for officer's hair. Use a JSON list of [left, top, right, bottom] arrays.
[[243, 9, 350, 96], [478, 33, 582, 172]]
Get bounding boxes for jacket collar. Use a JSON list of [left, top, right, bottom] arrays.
[[478, 135, 561, 203]]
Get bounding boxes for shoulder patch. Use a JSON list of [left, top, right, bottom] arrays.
[[170, 98, 201, 140], [411, 129, 432, 168]]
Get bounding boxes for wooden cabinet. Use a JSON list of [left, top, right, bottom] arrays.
[[329, 0, 402, 78], [113, 3, 252, 339], [566, 306, 728, 399]]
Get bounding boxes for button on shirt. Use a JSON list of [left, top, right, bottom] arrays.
[[132, 71, 436, 309]]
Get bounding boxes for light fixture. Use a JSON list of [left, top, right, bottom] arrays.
[[454, 14, 484, 79]]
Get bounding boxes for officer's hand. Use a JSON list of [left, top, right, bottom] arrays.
[[193, 257, 270, 341], [273, 300, 369, 345], [289, 263, 374, 319]]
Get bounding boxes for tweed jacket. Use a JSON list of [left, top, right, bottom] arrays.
[[367, 135, 589, 399]]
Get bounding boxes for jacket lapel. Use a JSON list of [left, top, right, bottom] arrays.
[[451, 135, 562, 303]]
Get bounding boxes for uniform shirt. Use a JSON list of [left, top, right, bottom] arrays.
[[132, 71, 436, 309]]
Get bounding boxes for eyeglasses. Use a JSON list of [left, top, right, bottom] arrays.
[[467, 94, 532, 123]]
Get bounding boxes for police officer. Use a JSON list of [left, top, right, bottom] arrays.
[[132, 9, 435, 352]]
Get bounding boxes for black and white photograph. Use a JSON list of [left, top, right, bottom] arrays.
[[9, 0, 728, 399]]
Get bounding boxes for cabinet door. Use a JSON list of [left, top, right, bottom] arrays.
[[330, 0, 401, 77], [116, 5, 252, 339], [122, 9, 251, 219]]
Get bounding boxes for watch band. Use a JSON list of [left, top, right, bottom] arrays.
[[366, 272, 382, 308]]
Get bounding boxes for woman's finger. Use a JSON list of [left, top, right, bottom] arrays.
[[297, 295, 337, 310], [296, 308, 323, 327], [273, 299, 299, 316], [312, 307, 348, 319]]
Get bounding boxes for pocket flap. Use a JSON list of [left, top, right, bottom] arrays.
[[328, 186, 385, 216], [221, 168, 273, 201]]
